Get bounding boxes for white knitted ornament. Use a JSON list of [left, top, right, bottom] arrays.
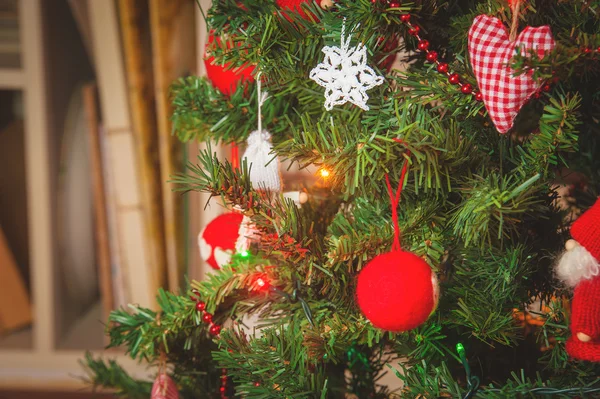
[[310, 22, 384, 111], [242, 129, 281, 192]]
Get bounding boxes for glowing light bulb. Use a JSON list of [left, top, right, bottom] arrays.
[[239, 250, 250, 258], [256, 278, 266, 288], [319, 168, 331, 178], [456, 342, 465, 356]]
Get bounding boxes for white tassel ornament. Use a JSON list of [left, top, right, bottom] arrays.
[[242, 129, 281, 192]]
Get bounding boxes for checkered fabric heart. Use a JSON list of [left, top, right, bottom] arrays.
[[468, 15, 555, 133]]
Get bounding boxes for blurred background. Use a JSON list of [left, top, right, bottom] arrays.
[[0, 0, 229, 396]]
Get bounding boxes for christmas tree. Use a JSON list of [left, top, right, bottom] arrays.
[[83, 0, 600, 397]]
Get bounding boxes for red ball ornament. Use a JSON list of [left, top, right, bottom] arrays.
[[448, 73, 460, 85], [400, 14, 411, 23], [198, 212, 243, 270], [474, 91, 483, 101], [202, 313, 213, 324], [437, 63, 449, 74], [417, 39, 429, 51], [388, 0, 401, 7], [196, 301, 206, 312], [357, 251, 438, 331], [204, 33, 255, 96], [425, 51, 438, 63], [461, 83, 473, 94]]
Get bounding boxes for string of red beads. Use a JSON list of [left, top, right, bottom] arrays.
[[399, 12, 484, 102], [191, 289, 227, 399]]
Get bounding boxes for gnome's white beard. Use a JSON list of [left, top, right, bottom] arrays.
[[556, 244, 600, 288]]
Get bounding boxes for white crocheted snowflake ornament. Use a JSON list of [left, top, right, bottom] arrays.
[[310, 26, 384, 111]]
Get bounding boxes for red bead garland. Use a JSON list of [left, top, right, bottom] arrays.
[[417, 39, 429, 51], [461, 83, 473, 94], [425, 50, 438, 63], [448, 73, 460, 85], [400, 12, 483, 102], [436, 63, 449, 74], [190, 289, 228, 398]]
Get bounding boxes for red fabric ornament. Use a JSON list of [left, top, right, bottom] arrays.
[[198, 212, 243, 270], [564, 199, 600, 362], [276, 0, 322, 18], [467, 15, 555, 133], [204, 33, 255, 96], [571, 199, 600, 262], [151, 374, 179, 399], [566, 275, 600, 362], [356, 152, 439, 332], [357, 251, 438, 331]]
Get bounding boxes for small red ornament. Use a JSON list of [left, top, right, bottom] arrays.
[[417, 39, 429, 51], [461, 83, 473, 94], [195, 301, 206, 312], [198, 212, 243, 270], [437, 63, 449, 74], [408, 26, 420, 36], [474, 92, 483, 101], [254, 382, 261, 387], [541, 83, 551, 92], [210, 324, 222, 336], [202, 313, 213, 324], [219, 386, 226, 393], [204, 33, 255, 96], [448, 73, 460, 85], [151, 373, 180, 399], [357, 251, 438, 331], [400, 14, 410, 23], [276, 0, 323, 18], [376, 36, 399, 72], [388, 0, 400, 7], [425, 51, 438, 63]]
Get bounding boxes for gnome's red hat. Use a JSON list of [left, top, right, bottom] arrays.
[[571, 199, 600, 262]]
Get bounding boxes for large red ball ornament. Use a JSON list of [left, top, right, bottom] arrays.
[[198, 212, 243, 270], [356, 251, 439, 331], [204, 33, 255, 96]]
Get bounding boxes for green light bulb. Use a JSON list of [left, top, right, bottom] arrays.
[[456, 342, 465, 356], [240, 250, 250, 258]]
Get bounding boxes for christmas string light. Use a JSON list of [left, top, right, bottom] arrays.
[[456, 342, 600, 398], [319, 167, 331, 178]]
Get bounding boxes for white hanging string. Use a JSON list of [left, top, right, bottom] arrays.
[[256, 71, 268, 134]]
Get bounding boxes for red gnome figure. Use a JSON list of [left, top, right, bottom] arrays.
[[556, 199, 600, 362]]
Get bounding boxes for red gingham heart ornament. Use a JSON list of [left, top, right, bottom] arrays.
[[468, 15, 555, 133], [151, 373, 179, 399]]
